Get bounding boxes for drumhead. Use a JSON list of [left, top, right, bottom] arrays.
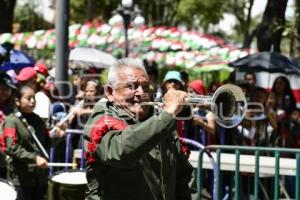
[[0, 180, 17, 200], [51, 171, 87, 185]]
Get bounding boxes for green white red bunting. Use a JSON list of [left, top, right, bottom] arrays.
[[0, 23, 254, 68]]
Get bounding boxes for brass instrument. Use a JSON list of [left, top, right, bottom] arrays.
[[148, 84, 247, 128], [187, 84, 246, 128]]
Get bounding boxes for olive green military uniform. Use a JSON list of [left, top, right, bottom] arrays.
[[1, 111, 50, 199], [84, 101, 193, 200], [0, 105, 14, 173], [0, 113, 7, 168]]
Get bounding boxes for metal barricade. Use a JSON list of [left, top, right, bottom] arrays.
[[47, 129, 87, 200], [49, 129, 85, 176], [192, 145, 300, 200]]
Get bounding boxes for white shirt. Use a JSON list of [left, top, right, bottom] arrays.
[[34, 91, 51, 119]]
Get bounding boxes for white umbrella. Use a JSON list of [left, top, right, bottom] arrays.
[[69, 47, 117, 69]]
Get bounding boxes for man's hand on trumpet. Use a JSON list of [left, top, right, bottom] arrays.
[[163, 89, 188, 116]]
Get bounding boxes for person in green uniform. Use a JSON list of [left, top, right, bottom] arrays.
[[84, 58, 193, 200], [0, 72, 16, 178], [1, 85, 64, 200]]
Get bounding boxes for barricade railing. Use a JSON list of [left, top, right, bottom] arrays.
[[192, 145, 300, 200], [49, 129, 85, 176]]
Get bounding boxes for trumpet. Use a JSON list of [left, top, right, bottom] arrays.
[[148, 84, 247, 128]]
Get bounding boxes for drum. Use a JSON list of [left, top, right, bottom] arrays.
[[47, 171, 87, 200], [0, 179, 17, 200]]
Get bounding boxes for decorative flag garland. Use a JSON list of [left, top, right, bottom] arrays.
[[0, 23, 254, 68]]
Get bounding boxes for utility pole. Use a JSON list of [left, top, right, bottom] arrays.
[[55, 0, 69, 99]]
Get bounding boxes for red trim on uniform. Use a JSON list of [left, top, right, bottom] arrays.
[[176, 120, 190, 158], [0, 135, 5, 152], [85, 116, 127, 164], [4, 128, 16, 138], [1, 128, 17, 151]]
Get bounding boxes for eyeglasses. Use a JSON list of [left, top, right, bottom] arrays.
[[114, 82, 150, 92]]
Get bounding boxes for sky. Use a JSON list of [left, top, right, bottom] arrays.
[[252, 0, 294, 17], [218, 0, 295, 34]]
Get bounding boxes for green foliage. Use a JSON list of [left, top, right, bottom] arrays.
[[176, 0, 224, 30], [14, 4, 32, 24], [14, 3, 53, 32], [70, 0, 88, 23], [175, 0, 260, 47], [70, 0, 119, 23], [100, 68, 109, 85], [223, 0, 247, 22]]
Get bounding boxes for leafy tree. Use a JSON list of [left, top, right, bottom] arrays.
[[135, 0, 181, 26], [256, 0, 288, 52], [70, 0, 91, 23], [70, 0, 118, 23], [0, 0, 17, 33], [69, 0, 181, 26], [223, 0, 256, 48], [176, 0, 224, 30], [176, 0, 258, 48], [14, 2, 53, 32]]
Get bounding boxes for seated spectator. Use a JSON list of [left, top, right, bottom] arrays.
[[186, 79, 215, 200], [188, 80, 215, 138], [244, 71, 257, 100], [252, 87, 277, 146], [271, 76, 296, 148], [236, 80, 252, 102], [271, 76, 296, 117], [162, 71, 184, 94], [68, 79, 103, 149], [286, 109, 300, 148], [162, 71, 190, 155], [69, 79, 103, 129], [265, 91, 279, 136]]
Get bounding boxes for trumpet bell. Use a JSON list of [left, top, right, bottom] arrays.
[[147, 84, 247, 128], [212, 84, 246, 128]]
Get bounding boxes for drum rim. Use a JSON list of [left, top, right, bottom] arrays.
[[0, 178, 16, 189], [0, 178, 17, 199], [49, 169, 85, 178], [49, 170, 87, 185]]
